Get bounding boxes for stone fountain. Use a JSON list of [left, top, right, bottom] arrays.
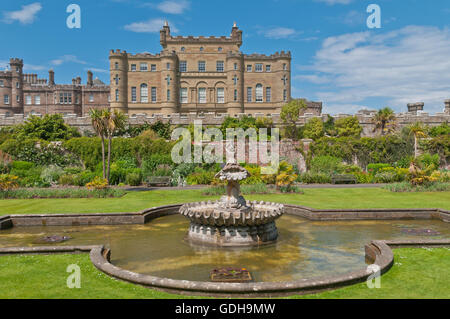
[[179, 163, 284, 247]]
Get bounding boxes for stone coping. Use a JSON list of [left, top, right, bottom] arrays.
[[0, 204, 448, 229], [1, 240, 449, 297]]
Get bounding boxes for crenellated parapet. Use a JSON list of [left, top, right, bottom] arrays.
[[244, 51, 291, 60]]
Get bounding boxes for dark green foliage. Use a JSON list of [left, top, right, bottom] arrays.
[[126, 172, 142, 186], [0, 188, 126, 199], [14, 114, 81, 141], [142, 154, 173, 178], [384, 182, 450, 192], [309, 156, 343, 175], [335, 116, 363, 137], [119, 120, 172, 139], [429, 122, 450, 137], [303, 118, 325, 140]]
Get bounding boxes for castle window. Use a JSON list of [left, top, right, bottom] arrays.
[[167, 63, 171, 70], [140, 63, 148, 71], [16, 82, 20, 89], [59, 92, 72, 104], [180, 61, 187, 73], [140, 84, 148, 103], [151, 64, 157, 72], [115, 89, 119, 102], [166, 75, 171, 85], [247, 65, 252, 72], [218, 47, 223, 52], [200, 47, 204, 52], [180, 88, 188, 104], [151, 87, 157, 102], [198, 61, 206, 72], [0, 80, 3, 87], [181, 47, 185, 52], [131, 64, 137, 72], [234, 63, 238, 70], [16, 95, 20, 102], [25, 95, 32, 105], [283, 89, 287, 102], [198, 88, 206, 103], [115, 75, 119, 85], [282, 75, 288, 86], [3, 95, 9, 105], [115, 62, 119, 70], [266, 87, 271, 102], [255, 84, 263, 102], [35, 95, 41, 105], [247, 87, 252, 102], [266, 65, 271, 72], [217, 88, 225, 104], [283, 63, 287, 71], [167, 89, 171, 101], [89, 94, 94, 102], [233, 76, 238, 85], [216, 61, 224, 72], [234, 89, 238, 101], [131, 87, 137, 102], [255, 64, 263, 72]]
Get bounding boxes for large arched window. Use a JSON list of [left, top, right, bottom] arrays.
[[140, 84, 148, 103], [255, 84, 263, 102]]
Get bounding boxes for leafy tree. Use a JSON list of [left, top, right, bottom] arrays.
[[104, 110, 128, 183], [372, 107, 397, 136], [408, 122, 428, 158], [14, 114, 80, 141], [90, 109, 107, 179], [303, 118, 324, 140], [429, 122, 450, 137], [280, 99, 307, 139], [335, 116, 363, 137]]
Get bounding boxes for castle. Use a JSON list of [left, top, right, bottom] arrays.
[[0, 58, 109, 117], [109, 22, 319, 116]]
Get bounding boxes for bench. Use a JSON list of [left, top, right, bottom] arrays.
[[146, 176, 172, 187], [331, 174, 357, 185]]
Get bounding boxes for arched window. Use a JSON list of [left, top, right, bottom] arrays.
[[255, 84, 263, 102], [140, 84, 148, 103]]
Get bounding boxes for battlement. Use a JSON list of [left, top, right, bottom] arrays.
[[166, 35, 237, 43], [9, 58, 23, 65], [244, 51, 291, 60], [109, 49, 128, 57]]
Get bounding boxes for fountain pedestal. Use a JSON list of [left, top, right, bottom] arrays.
[[179, 163, 284, 247]]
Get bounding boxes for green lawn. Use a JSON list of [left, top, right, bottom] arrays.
[[0, 248, 448, 299], [0, 188, 449, 215]]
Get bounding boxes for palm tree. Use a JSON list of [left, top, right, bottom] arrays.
[[105, 110, 127, 183], [372, 107, 396, 136], [408, 122, 427, 158], [89, 109, 107, 179]]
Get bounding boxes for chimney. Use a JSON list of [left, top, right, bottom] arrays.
[[48, 69, 55, 86], [72, 78, 76, 85], [76, 77, 81, 85], [87, 70, 93, 86], [445, 99, 450, 114], [407, 102, 424, 114]]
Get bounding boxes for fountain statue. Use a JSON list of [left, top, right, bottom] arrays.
[[179, 163, 284, 246]]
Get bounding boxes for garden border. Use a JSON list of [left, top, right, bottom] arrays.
[[0, 240, 449, 297]]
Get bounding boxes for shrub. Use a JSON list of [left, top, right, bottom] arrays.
[[0, 174, 19, 191], [40, 165, 65, 185], [367, 163, 391, 175], [298, 172, 332, 184], [276, 161, 297, 187], [303, 118, 325, 140], [279, 185, 304, 194], [14, 114, 81, 141], [172, 163, 197, 186], [186, 170, 215, 185], [353, 172, 374, 184], [11, 161, 34, 170], [0, 188, 126, 199], [58, 174, 77, 186], [384, 182, 450, 192], [142, 154, 173, 178], [86, 176, 109, 190], [416, 153, 440, 169], [126, 172, 142, 186], [335, 116, 363, 137], [310, 156, 343, 175], [202, 183, 276, 196]]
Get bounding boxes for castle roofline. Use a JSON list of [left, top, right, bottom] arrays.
[[244, 51, 291, 60]]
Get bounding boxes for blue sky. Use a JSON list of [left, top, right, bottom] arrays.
[[1, 0, 450, 114]]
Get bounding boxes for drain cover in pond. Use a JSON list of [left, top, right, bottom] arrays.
[[210, 268, 252, 283]]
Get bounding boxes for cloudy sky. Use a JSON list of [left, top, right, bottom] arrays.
[[1, 0, 450, 114]]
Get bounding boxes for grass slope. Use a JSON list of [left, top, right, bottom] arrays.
[[0, 248, 448, 299], [0, 188, 449, 216]]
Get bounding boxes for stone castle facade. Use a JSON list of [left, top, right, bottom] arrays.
[[109, 23, 301, 116], [0, 58, 109, 117]]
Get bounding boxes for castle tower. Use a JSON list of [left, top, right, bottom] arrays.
[[160, 50, 178, 114], [9, 58, 24, 113], [160, 20, 171, 49], [48, 69, 55, 86], [109, 50, 128, 113], [226, 51, 244, 115], [407, 102, 424, 114], [277, 52, 291, 112]]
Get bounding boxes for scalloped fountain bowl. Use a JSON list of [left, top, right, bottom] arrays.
[[179, 163, 285, 247]]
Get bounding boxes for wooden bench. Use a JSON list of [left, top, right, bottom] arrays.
[[146, 176, 172, 187], [331, 174, 357, 185]]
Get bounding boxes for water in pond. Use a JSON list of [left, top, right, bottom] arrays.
[[0, 215, 448, 282]]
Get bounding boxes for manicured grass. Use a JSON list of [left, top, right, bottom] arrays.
[[0, 188, 448, 216], [0, 248, 448, 299]]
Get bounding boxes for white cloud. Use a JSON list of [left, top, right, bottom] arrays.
[[86, 67, 109, 74], [298, 26, 450, 114], [156, 0, 190, 14], [51, 55, 87, 66], [2, 2, 42, 25], [257, 26, 300, 39], [314, 0, 353, 5], [24, 64, 46, 71], [124, 18, 178, 33]]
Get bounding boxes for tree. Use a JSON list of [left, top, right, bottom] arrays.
[[335, 116, 363, 137], [303, 117, 324, 140], [408, 122, 428, 158], [89, 109, 107, 179], [15, 114, 81, 141], [372, 107, 397, 136], [280, 99, 307, 139], [104, 110, 127, 183]]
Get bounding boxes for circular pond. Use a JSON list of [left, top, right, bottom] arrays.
[[0, 214, 448, 283]]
